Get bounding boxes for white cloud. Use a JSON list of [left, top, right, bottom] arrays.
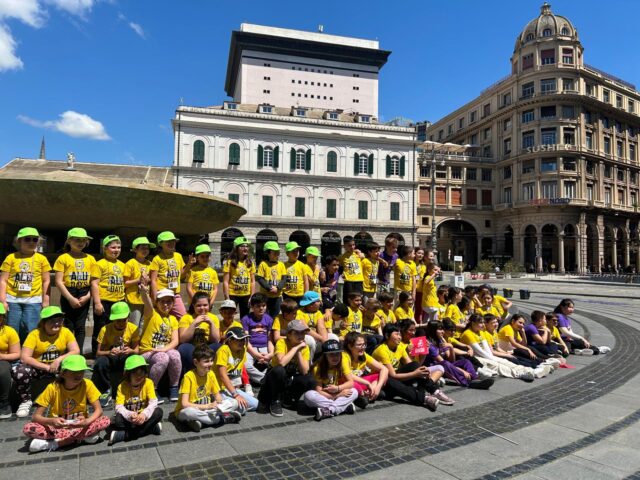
[[0, 0, 45, 27], [44, 0, 94, 17], [18, 110, 111, 140], [118, 12, 145, 39], [0, 24, 21, 70]]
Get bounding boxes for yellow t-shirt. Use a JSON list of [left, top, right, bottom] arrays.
[[304, 263, 322, 295], [551, 325, 562, 342], [377, 309, 396, 324], [340, 307, 363, 337], [477, 305, 501, 317], [123, 258, 151, 305], [372, 342, 407, 369], [91, 258, 125, 302], [342, 351, 375, 377], [220, 319, 243, 337], [0, 325, 19, 353], [394, 258, 417, 292], [498, 324, 521, 351], [53, 253, 96, 289], [256, 261, 287, 298], [1, 252, 51, 298], [36, 378, 100, 420], [459, 329, 483, 346], [312, 356, 352, 387], [394, 305, 413, 321], [116, 378, 156, 413], [223, 259, 255, 297], [178, 313, 220, 344], [296, 309, 323, 331], [215, 344, 246, 389], [363, 312, 384, 335], [97, 322, 140, 350], [23, 327, 76, 363], [272, 314, 295, 333], [444, 304, 466, 326], [422, 277, 439, 309], [175, 369, 220, 414], [283, 260, 306, 297], [139, 311, 179, 353], [188, 266, 219, 297], [272, 338, 310, 375], [492, 295, 508, 317], [339, 252, 364, 282], [481, 330, 498, 347], [415, 263, 427, 291], [150, 253, 185, 294], [362, 258, 379, 293], [401, 340, 421, 362]]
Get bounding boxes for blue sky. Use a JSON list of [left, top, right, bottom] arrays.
[[1, 0, 638, 167]]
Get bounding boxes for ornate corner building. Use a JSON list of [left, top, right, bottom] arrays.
[[424, 3, 640, 273]]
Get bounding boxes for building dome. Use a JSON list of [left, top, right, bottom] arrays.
[[514, 3, 578, 52]]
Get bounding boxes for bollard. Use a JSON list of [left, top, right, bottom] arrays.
[[519, 289, 530, 300]]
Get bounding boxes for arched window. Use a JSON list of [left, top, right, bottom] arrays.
[[526, 33, 534, 42], [193, 140, 205, 163], [263, 146, 274, 167], [296, 149, 306, 170], [327, 151, 338, 172], [229, 143, 240, 165], [542, 28, 552, 37], [358, 154, 369, 174], [390, 156, 400, 175], [561, 27, 570, 36]]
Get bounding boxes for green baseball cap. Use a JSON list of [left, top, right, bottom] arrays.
[[285, 241, 301, 252], [0, 303, 5, 315], [233, 236, 249, 248], [110, 302, 130, 321], [157, 231, 179, 243], [67, 227, 92, 240], [17, 227, 39, 239], [305, 246, 321, 257], [40, 306, 64, 320], [195, 244, 212, 255], [132, 237, 156, 250], [61, 355, 91, 372], [102, 234, 121, 247], [263, 241, 280, 252], [124, 355, 148, 371]]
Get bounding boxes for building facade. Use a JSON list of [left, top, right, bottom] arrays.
[[423, 3, 640, 273], [174, 24, 416, 263]]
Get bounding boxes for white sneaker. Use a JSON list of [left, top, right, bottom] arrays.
[[575, 348, 594, 356], [16, 400, 33, 418], [477, 367, 494, 379], [599, 346, 611, 354], [543, 358, 561, 367], [83, 435, 101, 444], [29, 438, 58, 453]]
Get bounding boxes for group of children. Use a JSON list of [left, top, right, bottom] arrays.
[[0, 227, 611, 453]]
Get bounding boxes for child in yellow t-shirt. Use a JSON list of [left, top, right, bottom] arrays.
[[219, 299, 242, 337], [420, 263, 442, 323], [393, 245, 417, 298], [0, 226, 51, 341], [177, 293, 221, 377], [215, 327, 259, 412], [256, 242, 286, 318], [304, 246, 322, 296], [272, 298, 299, 342], [394, 291, 414, 322], [175, 345, 241, 432], [53, 227, 95, 351], [283, 242, 308, 304], [0, 303, 19, 417], [187, 244, 219, 304], [377, 292, 396, 325], [362, 243, 380, 299], [23, 355, 110, 452], [222, 236, 255, 319], [123, 237, 154, 328], [339, 292, 363, 338], [150, 231, 192, 319], [338, 236, 364, 304], [303, 340, 357, 421], [413, 247, 427, 323], [109, 355, 163, 445], [361, 298, 384, 353]]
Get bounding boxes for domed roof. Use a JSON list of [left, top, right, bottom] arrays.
[[514, 3, 578, 51]]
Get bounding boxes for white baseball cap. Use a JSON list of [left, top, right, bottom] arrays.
[[220, 299, 237, 310], [156, 289, 175, 299]]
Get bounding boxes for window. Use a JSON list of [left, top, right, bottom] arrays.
[[605, 188, 612, 205], [448, 125, 453, 135], [541, 49, 555, 65], [504, 138, 512, 155], [523, 183, 535, 200], [584, 110, 593, 124], [295, 109, 306, 117], [294, 197, 305, 217], [263, 146, 274, 167], [389, 156, 400, 176], [562, 158, 576, 171], [522, 54, 534, 70], [522, 160, 535, 174], [522, 82, 534, 98], [616, 121, 623, 134], [602, 116, 610, 129], [503, 165, 512, 179], [358, 154, 369, 174], [564, 181, 576, 198], [585, 132, 593, 149], [603, 89, 610, 103], [541, 128, 556, 145], [470, 111, 477, 123], [327, 112, 339, 120], [586, 184, 594, 201], [633, 172, 638, 184], [193, 140, 205, 163], [526, 33, 534, 41], [617, 169, 625, 182], [438, 130, 444, 141], [541, 159, 557, 172], [451, 188, 462, 206], [604, 137, 611, 154], [542, 181, 557, 198], [562, 78, 575, 91], [466, 189, 477, 205], [483, 145, 491, 157], [543, 28, 552, 37], [483, 103, 491, 118], [451, 166, 462, 179], [484, 127, 491, 140], [561, 105, 575, 119], [541, 78, 556, 94], [358, 200, 368, 220], [225, 102, 237, 110], [562, 48, 574, 64], [420, 164, 430, 177], [631, 144, 636, 161], [503, 187, 512, 204], [470, 133, 478, 145], [522, 131, 535, 149], [502, 92, 512, 106], [228, 193, 240, 203], [563, 128, 575, 145], [540, 105, 556, 119], [262, 196, 273, 216], [326, 199, 337, 219], [586, 161, 594, 175], [260, 105, 273, 114], [561, 26, 570, 35], [466, 168, 477, 181], [522, 110, 534, 123], [229, 143, 240, 165], [617, 141, 624, 157], [605, 165, 612, 178], [629, 100, 635, 113], [262, 89, 270, 94], [295, 149, 307, 170], [353, 86, 359, 90], [481, 190, 492, 206], [327, 151, 338, 172], [617, 95, 623, 109], [436, 165, 447, 179], [458, 118, 464, 129], [481, 168, 492, 181], [586, 84, 596, 97], [390, 202, 400, 221], [504, 118, 512, 131]]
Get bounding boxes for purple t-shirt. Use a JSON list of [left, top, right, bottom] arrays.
[[555, 313, 571, 329], [377, 250, 398, 284], [241, 313, 273, 348], [524, 324, 540, 344]]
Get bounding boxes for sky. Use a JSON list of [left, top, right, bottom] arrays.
[[1, 0, 639, 167]]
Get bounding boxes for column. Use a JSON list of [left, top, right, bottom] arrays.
[[624, 232, 630, 268], [611, 227, 618, 271], [477, 236, 484, 262], [558, 232, 565, 273], [636, 244, 640, 272], [536, 233, 543, 273]]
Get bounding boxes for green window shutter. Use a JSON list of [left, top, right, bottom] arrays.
[[305, 149, 312, 170], [257, 145, 264, 168], [368, 154, 374, 174], [273, 146, 279, 168], [386, 155, 391, 176], [327, 151, 337, 172], [354, 153, 359, 175], [229, 143, 240, 165], [326, 199, 336, 218], [400, 155, 406, 177], [193, 140, 205, 163], [290, 148, 296, 170]]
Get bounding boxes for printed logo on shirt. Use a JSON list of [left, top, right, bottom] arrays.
[[125, 394, 146, 413], [346, 260, 360, 275], [399, 266, 411, 285], [61, 399, 78, 419], [195, 385, 210, 404], [150, 323, 170, 348], [40, 344, 60, 363]]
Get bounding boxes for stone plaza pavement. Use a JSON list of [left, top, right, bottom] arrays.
[[1, 280, 640, 480]]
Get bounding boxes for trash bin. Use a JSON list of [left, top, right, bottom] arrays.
[[519, 289, 531, 300], [503, 288, 513, 298]]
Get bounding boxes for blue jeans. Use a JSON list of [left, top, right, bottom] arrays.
[[7, 302, 41, 343], [178, 342, 221, 376], [221, 389, 259, 412]]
